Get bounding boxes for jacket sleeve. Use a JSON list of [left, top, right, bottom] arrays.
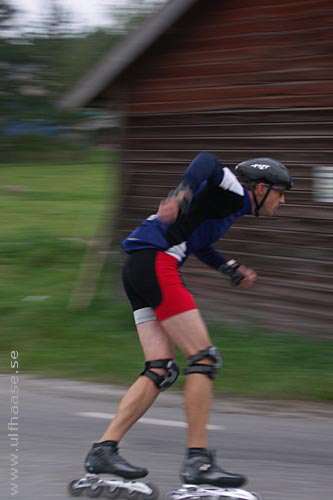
[[180, 152, 225, 194], [194, 245, 227, 270]]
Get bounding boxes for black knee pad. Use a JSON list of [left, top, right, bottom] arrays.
[[184, 346, 222, 380], [141, 359, 179, 391]]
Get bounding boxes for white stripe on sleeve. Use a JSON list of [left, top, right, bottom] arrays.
[[219, 167, 244, 196]]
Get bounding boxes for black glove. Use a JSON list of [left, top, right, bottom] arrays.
[[218, 259, 244, 287]]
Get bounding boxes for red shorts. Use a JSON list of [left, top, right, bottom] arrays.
[[122, 249, 197, 323]]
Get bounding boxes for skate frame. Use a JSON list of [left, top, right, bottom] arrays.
[[71, 474, 155, 495], [169, 484, 261, 500]]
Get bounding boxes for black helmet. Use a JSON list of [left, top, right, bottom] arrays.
[[235, 158, 293, 189]]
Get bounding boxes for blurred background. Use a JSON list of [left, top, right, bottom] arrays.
[[1, 0, 332, 404], [1, 2, 333, 500]]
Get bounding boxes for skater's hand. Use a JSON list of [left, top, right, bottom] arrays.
[[236, 265, 257, 288], [157, 191, 188, 224]]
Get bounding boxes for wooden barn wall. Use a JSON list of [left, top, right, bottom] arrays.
[[119, 0, 333, 114], [104, 0, 333, 334]]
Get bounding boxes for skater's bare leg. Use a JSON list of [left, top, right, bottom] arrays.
[[99, 320, 175, 442], [161, 309, 213, 448], [184, 373, 212, 448], [99, 378, 158, 442], [161, 311, 247, 488]]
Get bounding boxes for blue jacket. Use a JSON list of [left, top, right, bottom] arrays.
[[122, 152, 252, 269]]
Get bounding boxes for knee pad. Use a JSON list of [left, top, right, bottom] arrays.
[[184, 346, 222, 380], [141, 359, 179, 391]]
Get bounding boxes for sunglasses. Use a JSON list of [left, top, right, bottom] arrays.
[[262, 183, 286, 197]]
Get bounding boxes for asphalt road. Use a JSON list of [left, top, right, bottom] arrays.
[[1, 376, 332, 500]]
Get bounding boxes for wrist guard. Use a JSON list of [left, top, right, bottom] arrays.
[[218, 259, 244, 287]]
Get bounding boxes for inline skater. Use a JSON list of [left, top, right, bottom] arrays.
[[82, 152, 292, 494]]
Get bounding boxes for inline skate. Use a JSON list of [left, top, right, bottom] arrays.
[[68, 441, 159, 499], [167, 450, 261, 500]]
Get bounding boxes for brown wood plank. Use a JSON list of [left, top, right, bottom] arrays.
[[128, 94, 333, 114], [126, 108, 333, 126], [129, 82, 333, 106]]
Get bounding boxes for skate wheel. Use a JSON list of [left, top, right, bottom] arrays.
[[124, 489, 141, 500], [104, 486, 121, 499], [87, 484, 104, 498], [124, 483, 159, 500], [68, 479, 83, 497], [143, 482, 159, 500]]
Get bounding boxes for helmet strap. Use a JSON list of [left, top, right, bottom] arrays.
[[252, 184, 273, 217]]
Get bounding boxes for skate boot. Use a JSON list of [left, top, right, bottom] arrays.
[[84, 441, 148, 479], [181, 449, 246, 488], [68, 442, 159, 499]]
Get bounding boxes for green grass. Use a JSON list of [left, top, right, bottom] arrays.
[[210, 325, 333, 401], [0, 160, 112, 237], [0, 157, 332, 401]]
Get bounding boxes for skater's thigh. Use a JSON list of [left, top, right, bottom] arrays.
[[161, 309, 212, 358], [137, 320, 175, 361]]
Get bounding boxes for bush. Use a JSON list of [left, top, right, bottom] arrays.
[[0, 134, 92, 164]]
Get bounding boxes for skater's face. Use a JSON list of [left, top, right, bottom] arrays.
[[253, 183, 286, 216]]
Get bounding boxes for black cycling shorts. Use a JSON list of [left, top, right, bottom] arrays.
[[122, 249, 197, 324]]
